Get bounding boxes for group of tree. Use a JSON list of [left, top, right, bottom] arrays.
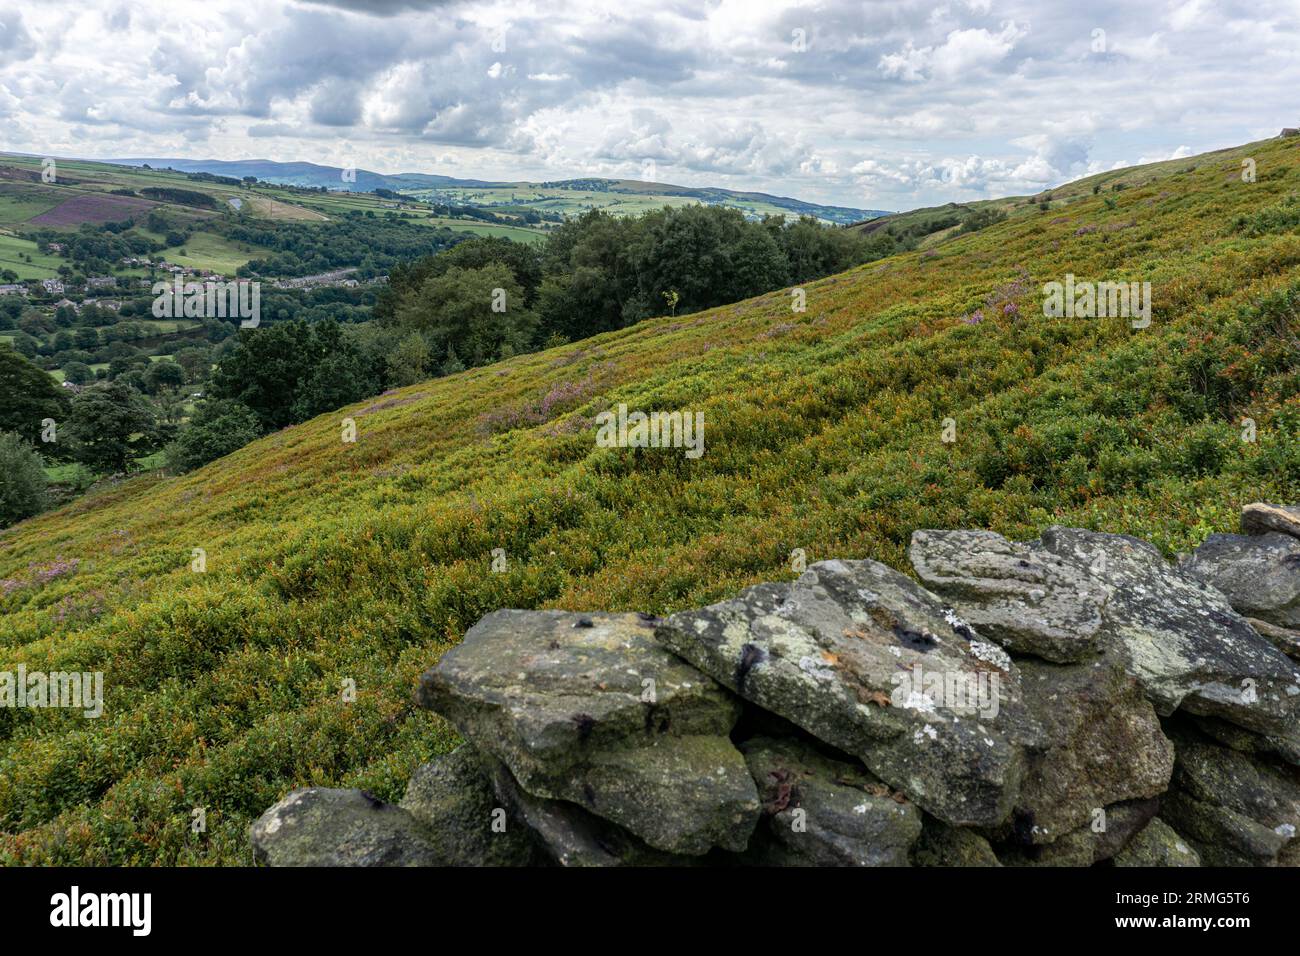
[[0, 347, 173, 527], [374, 207, 903, 377], [226, 212, 468, 279]]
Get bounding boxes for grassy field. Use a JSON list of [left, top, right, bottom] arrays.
[[0, 233, 64, 279], [409, 216, 547, 243], [0, 185, 63, 226], [156, 233, 264, 274], [2, 136, 1299, 864]]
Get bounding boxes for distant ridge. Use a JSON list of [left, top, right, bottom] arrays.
[[100, 156, 890, 224]]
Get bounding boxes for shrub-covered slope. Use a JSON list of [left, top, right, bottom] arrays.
[[2, 136, 1299, 864]]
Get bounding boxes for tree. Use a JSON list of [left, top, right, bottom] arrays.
[[377, 236, 544, 322], [166, 399, 261, 472], [173, 345, 213, 383], [395, 263, 538, 369], [0, 431, 47, 528], [290, 347, 372, 420], [143, 359, 186, 394], [64, 381, 156, 474], [388, 331, 433, 387], [63, 361, 94, 386], [211, 320, 378, 431], [211, 321, 317, 431], [723, 228, 790, 302], [0, 345, 71, 447]]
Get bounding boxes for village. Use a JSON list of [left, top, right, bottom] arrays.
[[0, 256, 379, 315]]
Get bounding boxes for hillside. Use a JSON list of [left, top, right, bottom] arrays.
[[2, 135, 1299, 865], [0, 153, 550, 265], [105, 157, 889, 225]]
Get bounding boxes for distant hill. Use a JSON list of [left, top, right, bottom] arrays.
[[103, 157, 890, 225]]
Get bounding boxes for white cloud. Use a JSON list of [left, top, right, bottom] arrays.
[[0, 0, 1297, 208], [879, 20, 1028, 82]]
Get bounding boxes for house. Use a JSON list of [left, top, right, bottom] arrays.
[[41, 278, 65, 294], [0, 284, 24, 296], [86, 276, 117, 290]]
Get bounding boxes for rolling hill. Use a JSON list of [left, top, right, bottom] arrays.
[[1, 134, 1298, 864], [104, 157, 890, 225]]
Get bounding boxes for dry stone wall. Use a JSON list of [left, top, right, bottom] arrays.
[[251, 503, 1300, 867]]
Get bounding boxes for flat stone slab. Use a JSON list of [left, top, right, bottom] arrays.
[[742, 735, 922, 866], [910, 529, 1108, 662], [1241, 502, 1300, 539], [1037, 528, 1300, 739], [418, 609, 758, 855], [250, 788, 443, 867], [1181, 532, 1300, 630], [655, 559, 1045, 828]]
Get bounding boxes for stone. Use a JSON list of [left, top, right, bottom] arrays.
[[399, 745, 535, 866], [1187, 714, 1300, 767], [1160, 728, 1300, 866], [998, 797, 1159, 866], [417, 609, 758, 856], [1112, 818, 1201, 867], [741, 735, 922, 866], [250, 788, 443, 867], [1241, 502, 1300, 539], [485, 755, 690, 866], [1038, 528, 1300, 739], [1007, 658, 1173, 845], [1248, 618, 1300, 660], [1181, 532, 1300, 630], [655, 559, 1045, 828], [912, 819, 1001, 866], [909, 529, 1108, 662]]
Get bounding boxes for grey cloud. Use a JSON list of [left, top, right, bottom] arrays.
[[0, 10, 37, 65]]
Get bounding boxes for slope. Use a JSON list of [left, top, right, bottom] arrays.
[[1, 135, 1298, 864]]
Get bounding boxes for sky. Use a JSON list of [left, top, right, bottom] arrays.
[[1, 0, 1298, 210]]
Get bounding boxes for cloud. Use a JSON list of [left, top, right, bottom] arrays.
[[0, 10, 37, 65], [1, 0, 1298, 208], [295, 0, 460, 14], [879, 21, 1029, 82]]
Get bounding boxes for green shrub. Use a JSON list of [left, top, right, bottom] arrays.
[[166, 400, 262, 472], [0, 431, 48, 527]]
